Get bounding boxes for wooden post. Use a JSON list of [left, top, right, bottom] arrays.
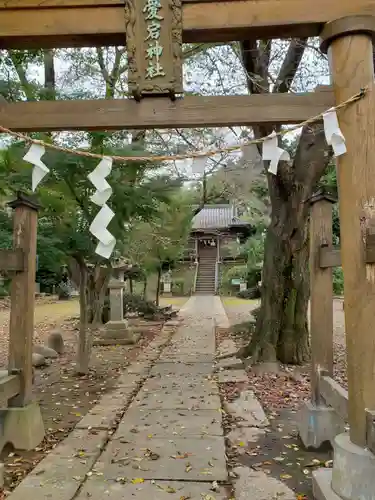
[[321, 15, 375, 447], [309, 192, 336, 405], [7, 193, 39, 407]]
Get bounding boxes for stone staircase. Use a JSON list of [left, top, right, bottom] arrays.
[[195, 247, 217, 295]]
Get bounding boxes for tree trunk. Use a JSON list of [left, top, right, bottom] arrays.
[[77, 261, 90, 375], [242, 124, 332, 365], [43, 49, 56, 100], [155, 267, 162, 306], [71, 258, 111, 374], [245, 209, 310, 364], [87, 264, 111, 326], [129, 278, 134, 295], [143, 277, 148, 299]]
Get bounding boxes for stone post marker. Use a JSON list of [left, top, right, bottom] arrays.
[[162, 271, 172, 297], [109, 279, 125, 322], [95, 277, 139, 345]]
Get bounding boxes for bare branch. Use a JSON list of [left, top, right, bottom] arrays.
[[96, 47, 110, 84], [9, 50, 36, 101], [273, 38, 308, 94]]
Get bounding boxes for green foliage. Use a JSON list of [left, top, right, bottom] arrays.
[[333, 267, 344, 295], [220, 240, 242, 260], [319, 161, 340, 243], [170, 264, 196, 296], [0, 140, 175, 265], [122, 293, 158, 316], [241, 233, 265, 270], [172, 278, 185, 295], [0, 199, 66, 291], [236, 287, 261, 299], [57, 282, 72, 300], [0, 284, 9, 298], [123, 195, 193, 275], [223, 264, 248, 283], [319, 162, 337, 197], [332, 204, 340, 244], [247, 267, 262, 287], [103, 293, 163, 323]]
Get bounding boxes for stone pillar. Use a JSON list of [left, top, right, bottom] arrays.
[[162, 271, 172, 297], [109, 279, 124, 322], [313, 16, 375, 500], [96, 278, 139, 345]]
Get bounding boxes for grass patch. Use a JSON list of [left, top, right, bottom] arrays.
[[221, 297, 259, 306], [159, 297, 189, 307]]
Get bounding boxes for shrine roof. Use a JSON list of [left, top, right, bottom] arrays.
[[191, 204, 249, 230]]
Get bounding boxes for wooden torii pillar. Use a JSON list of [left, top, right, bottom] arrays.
[[0, 193, 45, 451], [313, 15, 375, 500]]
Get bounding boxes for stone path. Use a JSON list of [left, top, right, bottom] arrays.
[[8, 296, 230, 500]]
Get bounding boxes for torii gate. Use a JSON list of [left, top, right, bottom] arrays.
[[0, 2, 375, 498]]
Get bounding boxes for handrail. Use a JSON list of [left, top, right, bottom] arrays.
[[192, 259, 199, 294], [214, 260, 219, 295]]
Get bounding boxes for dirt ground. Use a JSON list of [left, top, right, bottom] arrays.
[[0, 296, 187, 493], [221, 296, 347, 387], [220, 297, 345, 499]]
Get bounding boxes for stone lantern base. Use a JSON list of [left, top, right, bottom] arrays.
[[93, 320, 140, 346]]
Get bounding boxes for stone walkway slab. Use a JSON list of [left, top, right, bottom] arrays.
[[158, 353, 215, 363], [218, 369, 248, 384], [115, 372, 145, 388], [77, 478, 228, 499], [234, 467, 295, 500], [216, 356, 244, 370], [131, 388, 221, 410], [94, 436, 227, 481], [217, 338, 237, 356], [150, 362, 214, 376], [224, 390, 270, 428], [164, 333, 215, 353], [7, 429, 108, 500], [114, 408, 223, 437], [142, 374, 219, 394], [164, 341, 215, 351], [76, 387, 136, 430], [127, 362, 151, 375]]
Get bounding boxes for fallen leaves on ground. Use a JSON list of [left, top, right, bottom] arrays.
[[131, 478, 145, 484], [0, 301, 171, 492]]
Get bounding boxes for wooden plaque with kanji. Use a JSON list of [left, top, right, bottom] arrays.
[[125, 0, 183, 98]]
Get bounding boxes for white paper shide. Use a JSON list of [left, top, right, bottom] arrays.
[[88, 157, 116, 259], [262, 131, 290, 175], [323, 108, 346, 157], [23, 143, 50, 192]]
